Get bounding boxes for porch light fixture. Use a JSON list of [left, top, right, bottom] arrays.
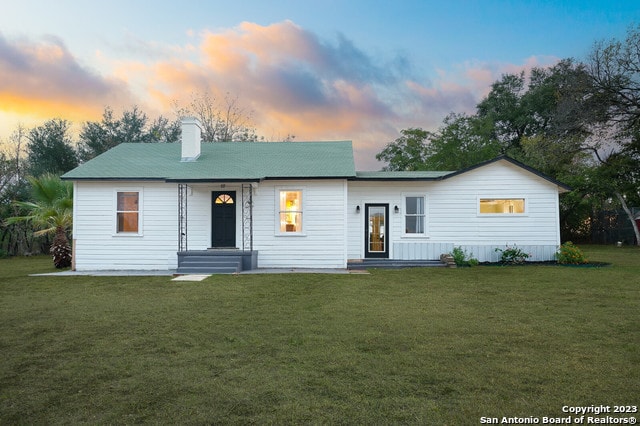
[[356, 205, 360, 213], [394, 205, 400, 213]]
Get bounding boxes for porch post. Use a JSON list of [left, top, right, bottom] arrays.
[[178, 184, 188, 252], [241, 183, 253, 251]]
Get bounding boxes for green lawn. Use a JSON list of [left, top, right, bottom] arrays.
[[1, 246, 638, 424]]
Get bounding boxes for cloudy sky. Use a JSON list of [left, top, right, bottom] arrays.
[[1, 0, 638, 169]]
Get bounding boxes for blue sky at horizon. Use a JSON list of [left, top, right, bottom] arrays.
[[1, 0, 638, 169]]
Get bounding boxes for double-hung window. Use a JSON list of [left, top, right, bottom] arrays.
[[116, 191, 140, 234], [278, 190, 303, 233], [405, 195, 426, 234]]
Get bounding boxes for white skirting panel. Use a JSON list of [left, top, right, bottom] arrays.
[[393, 242, 455, 261], [393, 242, 559, 262]]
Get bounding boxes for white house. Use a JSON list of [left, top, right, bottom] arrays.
[[62, 118, 570, 272]]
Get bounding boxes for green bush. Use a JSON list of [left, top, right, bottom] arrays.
[[450, 246, 478, 267], [495, 245, 530, 264], [556, 241, 588, 264]]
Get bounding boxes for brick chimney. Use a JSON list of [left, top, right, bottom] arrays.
[[181, 117, 202, 161]]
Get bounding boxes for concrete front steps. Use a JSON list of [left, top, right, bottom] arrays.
[[347, 259, 446, 270], [176, 250, 257, 274]]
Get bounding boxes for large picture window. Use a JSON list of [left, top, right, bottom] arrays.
[[479, 198, 525, 214], [405, 196, 425, 234], [279, 190, 302, 233], [117, 191, 140, 233]]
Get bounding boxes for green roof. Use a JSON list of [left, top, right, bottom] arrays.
[[63, 146, 571, 192], [62, 142, 357, 181], [354, 170, 453, 180]]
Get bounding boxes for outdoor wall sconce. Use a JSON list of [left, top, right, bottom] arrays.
[[356, 205, 360, 213], [394, 205, 400, 213]]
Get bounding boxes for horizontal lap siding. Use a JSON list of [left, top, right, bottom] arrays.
[[347, 181, 428, 260], [186, 185, 216, 250], [74, 181, 178, 270], [428, 162, 560, 246], [347, 160, 562, 262], [74, 180, 349, 270], [252, 180, 347, 268]]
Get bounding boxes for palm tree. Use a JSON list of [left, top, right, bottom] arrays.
[[7, 175, 73, 268]]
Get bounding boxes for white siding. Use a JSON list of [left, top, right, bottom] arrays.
[[187, 185, 220, 250], [73, 180, 348, 271], [73, 181, 179, 270], [251, 180, 348, 268], [347, 180, 436, 260], [183, 181, 348, 268], [72, 159, 564, 270], [347, 160, 563, 262]]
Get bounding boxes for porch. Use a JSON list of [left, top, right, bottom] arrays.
[[176, 182, 257, 273]]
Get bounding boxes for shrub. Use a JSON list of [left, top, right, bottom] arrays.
[[495, 245, 530, 265], [450, 246, 478, 267], [556, 241, 588, 264]]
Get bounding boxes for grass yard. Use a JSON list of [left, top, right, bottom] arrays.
[[1, 246, 638, 424]]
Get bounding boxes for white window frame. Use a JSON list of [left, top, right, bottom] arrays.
[[477, 196, 527, 216], [114, 188, 143, 236], [275, 187, 305, 236], [402, 194, 428, 237]]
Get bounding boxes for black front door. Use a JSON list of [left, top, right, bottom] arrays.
[[212, 191, 236, 248], [365, 204, 389, 258]]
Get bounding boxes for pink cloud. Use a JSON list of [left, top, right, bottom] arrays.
[[131, 20, 401, 151], [0, 32, 133, 120]]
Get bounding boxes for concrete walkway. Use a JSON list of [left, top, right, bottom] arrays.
[[32, 268, 365, 277], [31, 270, 176, 277]]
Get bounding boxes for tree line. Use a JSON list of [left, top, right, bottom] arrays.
[[0, 92, 265, 258], [377, 25, 640, 245]]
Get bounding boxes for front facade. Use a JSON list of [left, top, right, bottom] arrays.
[[63, 119, 569, 271], [71, 179, 350, 270]]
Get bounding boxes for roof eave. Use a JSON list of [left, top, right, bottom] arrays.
[[262, 175, 355, 181], [65, 175, 355, 183], [60, 176, 167, 182], [165, 178, 261, 183], [348, 176, 448, 181]]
